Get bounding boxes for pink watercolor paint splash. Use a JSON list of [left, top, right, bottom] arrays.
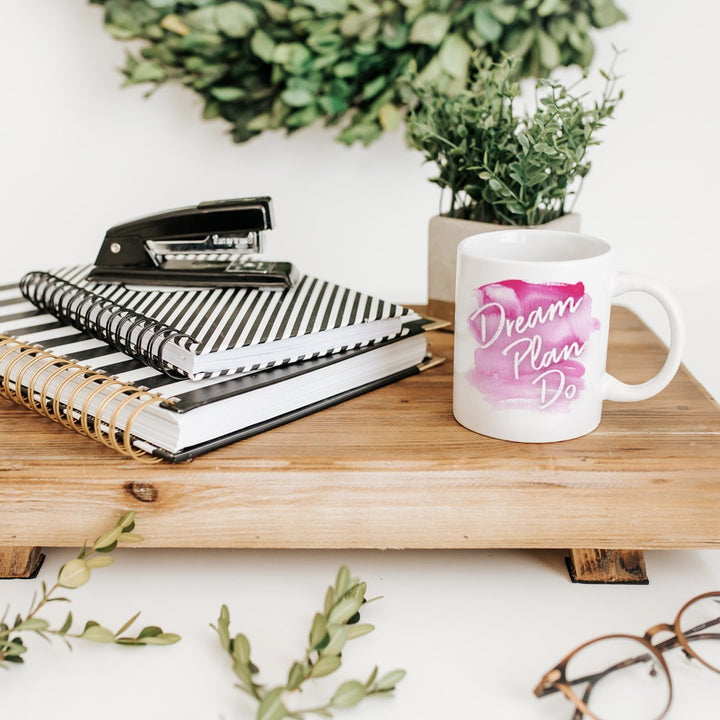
[[466, 279, 600, 411]]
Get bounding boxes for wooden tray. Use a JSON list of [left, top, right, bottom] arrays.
[[2, 307, 719, 583]]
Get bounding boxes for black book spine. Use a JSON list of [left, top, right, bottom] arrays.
[[154, 363, 422, 462]]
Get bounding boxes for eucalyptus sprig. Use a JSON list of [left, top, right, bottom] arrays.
[[213, 565, 405, 719], [407, 49, 623, 225], [0, 511, 180, 667], [89, 0, 625, 145]]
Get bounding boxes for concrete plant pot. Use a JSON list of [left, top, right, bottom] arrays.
[[427, 212, 581, 326]]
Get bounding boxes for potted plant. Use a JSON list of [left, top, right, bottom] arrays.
[[406, 52, 623, 323]]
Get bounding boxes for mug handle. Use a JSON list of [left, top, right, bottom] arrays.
[[604, 273, 685, 402]]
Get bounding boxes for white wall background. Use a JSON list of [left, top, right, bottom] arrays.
[[1, 0, 718, 292], [2, 0, 720, 399]]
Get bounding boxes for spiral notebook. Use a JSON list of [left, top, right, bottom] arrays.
[[0, 283, 439, 462], [20, 266, 415, 380]]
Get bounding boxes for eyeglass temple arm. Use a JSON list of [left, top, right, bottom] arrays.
[[535, 653, 653, 699], [566, 630, 720, 720], [537, 617, 720, 702], [571, 686, 592, 720]]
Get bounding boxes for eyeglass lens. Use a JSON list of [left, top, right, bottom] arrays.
[[564, 636, 670, 720]]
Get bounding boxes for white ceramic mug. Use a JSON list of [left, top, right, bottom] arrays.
[[453, 230, 685, 442]]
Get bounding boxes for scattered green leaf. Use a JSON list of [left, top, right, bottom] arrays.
[[0, 511, 180, 668], [214, 565, 404, 718]]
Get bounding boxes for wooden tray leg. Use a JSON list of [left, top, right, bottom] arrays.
[[0, 547, 45, 579], [567, 549, 648, 584]]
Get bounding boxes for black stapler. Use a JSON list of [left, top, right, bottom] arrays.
[[88, 197, 298, 289]]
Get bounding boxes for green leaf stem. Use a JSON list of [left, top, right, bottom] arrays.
[[0, 511, 180, 668], [215, 565, 404, 718]]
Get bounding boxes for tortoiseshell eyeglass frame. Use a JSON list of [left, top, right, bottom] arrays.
[[534, 591, 720, 720]]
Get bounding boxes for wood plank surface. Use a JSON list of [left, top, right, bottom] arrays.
[[1, 307, 719, 550]]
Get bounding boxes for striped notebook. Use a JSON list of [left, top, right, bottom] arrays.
[[20, 266, 415, 380], [0, 282, 435, 461]]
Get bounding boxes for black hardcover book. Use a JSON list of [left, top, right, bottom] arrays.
[[0, 283, 436, 462]]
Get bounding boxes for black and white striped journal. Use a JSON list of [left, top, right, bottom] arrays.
[[20, 266, 416, 380], [0, 283, 436, 462]]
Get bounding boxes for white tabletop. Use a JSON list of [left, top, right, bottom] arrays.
[[2, 548, 719, 719]]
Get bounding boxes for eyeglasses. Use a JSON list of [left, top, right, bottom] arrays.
[[534, 591, 720, 720]]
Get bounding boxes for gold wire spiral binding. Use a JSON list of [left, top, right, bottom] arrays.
[[81, 378, 125, 441], [53, 363, 96, 430], [27, 356, 68, 414], [41, 361, 86, 421], [1, 344, 43, 405], [67, 372, 118, 436], [0, 333, 166, 463], [109, 390, 166, 461], [89, 382, 138, 443], [13, 349, 58, 410]]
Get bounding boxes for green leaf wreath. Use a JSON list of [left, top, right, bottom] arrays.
[[90, 0, 626, 145]]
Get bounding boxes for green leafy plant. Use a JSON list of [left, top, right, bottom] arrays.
[[406, 51, 623, 225], [213, 565, 405, 718], [0, 511, 180, 666], [90, 0, 625, 145]]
